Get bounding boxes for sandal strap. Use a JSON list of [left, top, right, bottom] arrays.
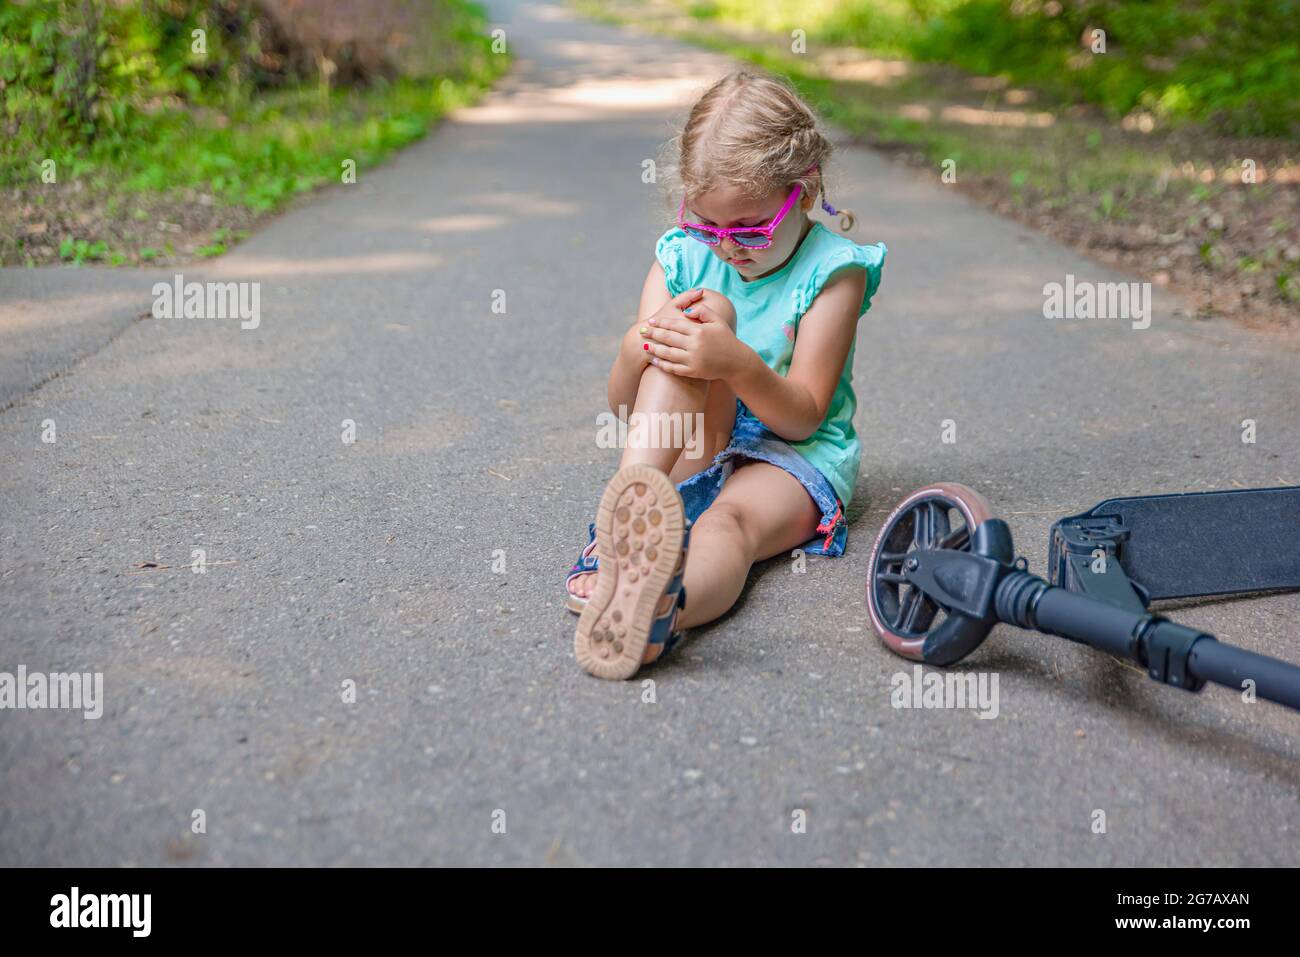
[[646, 521, 690, 648], [664, 523, 690, 591], [648, 585, 687, 649], [664, 587, 687, 653], [566, 523, 599, 582]]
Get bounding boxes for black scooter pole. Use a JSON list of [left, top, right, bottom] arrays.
[[1188, 640, 1300, 711], [995, 571, 1300, 712]]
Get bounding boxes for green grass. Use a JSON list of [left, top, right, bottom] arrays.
[[594, 0, 1300, 136], [1, 0, 511, 265], [79, 75, 495, 213], [605, 16, 1174, 197], [573, 0, 1289, 210]]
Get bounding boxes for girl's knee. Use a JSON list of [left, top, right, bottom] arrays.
[[696, 289, 737, 331], [692, 500, 753, 553]]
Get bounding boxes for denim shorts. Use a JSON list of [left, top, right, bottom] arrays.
[[675, 400, 848, 557]]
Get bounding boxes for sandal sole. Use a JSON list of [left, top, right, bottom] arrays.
[[574, 464, 685, 680]]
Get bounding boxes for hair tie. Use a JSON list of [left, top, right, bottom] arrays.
[[807, 164, 846, 224], [806, 165, 837, 215]]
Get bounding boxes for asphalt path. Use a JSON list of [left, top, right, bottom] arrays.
[[1, 0, 1297, 865]]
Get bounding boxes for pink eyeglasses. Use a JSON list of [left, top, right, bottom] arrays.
[[677, 164, 835, 250]]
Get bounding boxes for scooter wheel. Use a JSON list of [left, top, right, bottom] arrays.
[[866, 483, 996, 663]]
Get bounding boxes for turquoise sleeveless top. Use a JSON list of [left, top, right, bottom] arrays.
[[654, 222, 886, 507]]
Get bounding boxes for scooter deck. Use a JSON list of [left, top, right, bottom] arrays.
[[1049, 485, 1300, 602]]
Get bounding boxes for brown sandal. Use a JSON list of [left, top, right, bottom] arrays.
[[574, 464, 689, 680]]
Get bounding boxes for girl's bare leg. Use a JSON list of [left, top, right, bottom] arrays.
[[618, 364, 708, 474], [570, 292, 737, 602], [615, 288, 738, 476], [573, 288, 820, 664], [667, 368, 736, 483], [642, 461, 820, 662], [569, 366, 734, 601]]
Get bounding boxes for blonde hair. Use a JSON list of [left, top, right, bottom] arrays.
[[661, 70, 856, 233]]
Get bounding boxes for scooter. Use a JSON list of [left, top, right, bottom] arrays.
[[865, 483, 1300, 711]]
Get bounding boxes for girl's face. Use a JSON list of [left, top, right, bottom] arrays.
[[685, 181, 815, 280]]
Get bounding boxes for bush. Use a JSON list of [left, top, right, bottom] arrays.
[[652, 0, 1300, 136], [0, 0, 492, 173], [910, 0, 1300, 136]]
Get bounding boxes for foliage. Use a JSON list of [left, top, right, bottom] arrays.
[[641, 0, 1300, 136], [1, 0, 506, 264], [0, 0, 503, 190], [911, 0, 1300, 136]]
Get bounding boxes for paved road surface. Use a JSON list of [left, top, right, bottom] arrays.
[[1, 0, 1298, 866]]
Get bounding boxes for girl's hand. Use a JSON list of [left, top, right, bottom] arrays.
[[640, 296, 741, 381], [644, 287, 704, 329], [624, 287, 702, 355]]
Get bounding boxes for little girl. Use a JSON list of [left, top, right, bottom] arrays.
[[567, 70, 887, 680]]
